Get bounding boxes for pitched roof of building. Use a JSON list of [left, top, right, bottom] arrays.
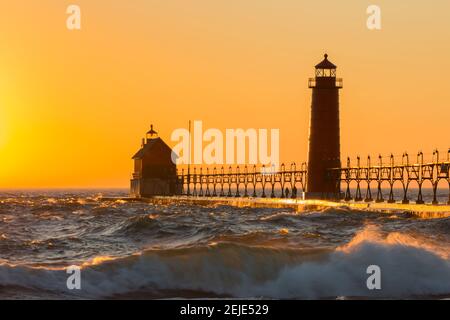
[[315, 54, 337, 69], [132, 137, 177, 160]]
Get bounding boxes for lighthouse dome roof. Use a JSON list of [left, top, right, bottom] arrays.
[[315, 54, 337, 69]]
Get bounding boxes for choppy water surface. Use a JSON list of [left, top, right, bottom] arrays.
[[0, 189, 449, 299]]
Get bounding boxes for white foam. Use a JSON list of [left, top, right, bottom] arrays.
[[0, 225, 449, 299]]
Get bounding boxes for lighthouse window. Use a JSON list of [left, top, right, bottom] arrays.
[[316, 69, 336, 77]]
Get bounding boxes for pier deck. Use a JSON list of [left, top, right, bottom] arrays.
[[102, 196, 450, 219]]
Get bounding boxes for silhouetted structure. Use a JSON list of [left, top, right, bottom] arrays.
[[304, 54, 342, 199], [329, 151, 450, 205], [130, 125, 179, 197], [131, 55, 450, 205], [175, 149, 450, 204], [177, 164, 307, 198]]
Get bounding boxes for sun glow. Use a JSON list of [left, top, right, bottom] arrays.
[[0, 116, 6, 149], [1, 1, 450, 188]]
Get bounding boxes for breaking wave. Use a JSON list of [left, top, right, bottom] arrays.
[[1, 189, 449, 299], [1, 225, 449, 299]]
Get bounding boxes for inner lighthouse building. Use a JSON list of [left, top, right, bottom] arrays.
[[130, 125, 179, 197]]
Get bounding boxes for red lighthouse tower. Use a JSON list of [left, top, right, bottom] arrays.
[[304, 54, 342, 199]]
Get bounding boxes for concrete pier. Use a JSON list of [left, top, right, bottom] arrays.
[[102, 196, 450, 219]]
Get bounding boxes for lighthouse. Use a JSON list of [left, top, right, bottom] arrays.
[[130, 125, 180, 198], [304, 54, 342, 200]]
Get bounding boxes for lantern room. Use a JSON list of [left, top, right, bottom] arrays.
[[315, 54, 337, 77], [309, 54, 343, 89]]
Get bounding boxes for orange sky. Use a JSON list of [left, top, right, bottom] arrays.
[[0, 0, 449, 188]]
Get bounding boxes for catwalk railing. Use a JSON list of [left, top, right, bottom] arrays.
[[177, 163, 307, 199], [329, 150, 450, 205], [176, 150, 450, 204]]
